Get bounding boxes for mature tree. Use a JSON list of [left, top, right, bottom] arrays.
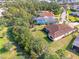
[[49, 2, 61, 14], [31, 38, 48, 59]]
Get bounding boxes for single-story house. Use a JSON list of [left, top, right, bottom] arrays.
[[44, 24, 76, 41], [33, 17, 57, 25], [38, 11, 54, 17], [72, 35, 79, 52]]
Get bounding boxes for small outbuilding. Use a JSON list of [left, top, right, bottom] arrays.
[[72, 35, 79, 52]]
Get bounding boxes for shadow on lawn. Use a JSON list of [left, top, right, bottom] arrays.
[[0, 48, 7, 54], [44, 36, 53, 43], [66, 36, 79, 56], [6, 27, 27, 59], [41, 29, 53, 43]]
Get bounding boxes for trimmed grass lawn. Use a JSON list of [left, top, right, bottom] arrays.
[[31, 25, 79, 58]]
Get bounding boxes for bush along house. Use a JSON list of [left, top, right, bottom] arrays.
[[43, 24, 76, 41], [72, 35, 79, 52]]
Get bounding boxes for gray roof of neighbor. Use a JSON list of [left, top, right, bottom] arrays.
[[73, 35, 79, 47]]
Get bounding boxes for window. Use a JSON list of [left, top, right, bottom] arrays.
[[48, 35, 53, 40]]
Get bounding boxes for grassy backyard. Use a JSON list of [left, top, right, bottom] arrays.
[[31, 25, 79, 58]]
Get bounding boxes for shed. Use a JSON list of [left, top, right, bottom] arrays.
[[72, 35, 79, 52]]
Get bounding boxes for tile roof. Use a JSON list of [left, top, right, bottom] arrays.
[[45, 24, 75, 38], [39, 11, 54, 17]]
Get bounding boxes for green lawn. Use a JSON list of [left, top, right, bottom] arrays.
[[0, 38, 5, 49]]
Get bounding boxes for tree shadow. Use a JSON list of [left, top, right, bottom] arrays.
[[6, 27, 28, 59], [44, 36, 53, 44], [0, 48, 8, 54], [41, 30, 53, 43]]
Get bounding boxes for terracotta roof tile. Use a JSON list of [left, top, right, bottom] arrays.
[[39, 11, 54, 17], [45, 24, 75, 38]]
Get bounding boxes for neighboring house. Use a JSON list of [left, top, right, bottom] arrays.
[[72, 35, 79, 52], [33, 11, 56, 25], [38, 11, 54, 17], [33, 17, 57, 25], [44, 24, 76, 41]]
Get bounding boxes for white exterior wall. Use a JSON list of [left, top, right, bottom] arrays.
[[53, 35, 64, 41]]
